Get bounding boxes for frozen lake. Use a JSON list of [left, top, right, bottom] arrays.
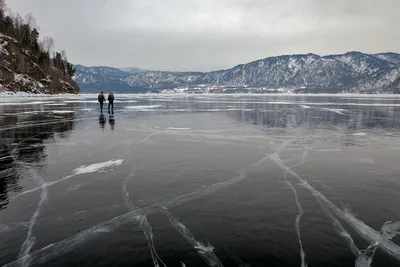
[[1, 94, 400, 267]]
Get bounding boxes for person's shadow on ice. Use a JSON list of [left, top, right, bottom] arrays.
[[109, 115, 115, 131], [99, 113, 106, 131]]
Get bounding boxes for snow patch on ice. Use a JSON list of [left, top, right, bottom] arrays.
[[381, 221, 400, 240], [0, 224, 11, 232], [73, 159, 124, 175], [167, 127, 192, 130], [44, 103, 67, 106], [49, 110, 75, 114], [352, 133, 367, 136], [62, 100, 98, 103], [322, 108, 345, 115], [300, 105, 311, 109], [125, 105, 161, 110], [0, 101, 54, 106]]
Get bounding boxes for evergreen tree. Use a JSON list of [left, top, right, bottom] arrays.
[[30, 28, 39, 51], [3, 16, 13, 35]]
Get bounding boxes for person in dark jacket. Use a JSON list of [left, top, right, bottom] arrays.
[[98, 91, 106, 112], [108, 92, 114, 114]]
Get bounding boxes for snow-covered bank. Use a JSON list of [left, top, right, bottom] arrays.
[[0, 91, 82, 102], [2, 91, 400, 103]]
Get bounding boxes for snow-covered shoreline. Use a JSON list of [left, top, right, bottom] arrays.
[[2, 91, 400, 100], [0, 91, 82, 102]]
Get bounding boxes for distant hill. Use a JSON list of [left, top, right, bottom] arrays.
[[75, 52, 400, 94], [0, 0, 79, 94]]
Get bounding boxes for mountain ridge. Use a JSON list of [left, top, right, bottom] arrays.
[[74, 51, 400, 94]]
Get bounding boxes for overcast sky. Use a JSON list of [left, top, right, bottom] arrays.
[[7, 0, 400, 71]]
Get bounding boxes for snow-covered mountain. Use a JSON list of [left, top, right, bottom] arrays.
[[74, 52, 400, 94]]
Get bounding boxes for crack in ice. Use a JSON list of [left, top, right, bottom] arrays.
[[2, 155, 270, 267], [122, 145, 166, 267], [11, 159, 124, 200], [161, 207, 224, 267], [270, 151, 308, 267], [16, 168, 48, 267]]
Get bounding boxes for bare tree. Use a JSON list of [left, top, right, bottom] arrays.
[[24, 12, 39, 30], [14, 12, 23, 28], [40, 36, 55, 53], [0, 0, 6, 12], [0, 0, 5, 23], [61, 50, 67, 61]]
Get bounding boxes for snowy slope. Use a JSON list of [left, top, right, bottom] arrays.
[[0, 34, 78, 94], [373, 53, 400, 66]]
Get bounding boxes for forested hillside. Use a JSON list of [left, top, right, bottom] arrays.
[[0, 0, 79, 94]]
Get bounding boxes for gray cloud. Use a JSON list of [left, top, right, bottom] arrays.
[[7, 0, 400, 71]]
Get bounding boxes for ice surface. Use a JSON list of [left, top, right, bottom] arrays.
[[2, 94, 400, 267]]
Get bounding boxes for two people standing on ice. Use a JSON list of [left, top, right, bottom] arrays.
[[98, 91, 114, 114]]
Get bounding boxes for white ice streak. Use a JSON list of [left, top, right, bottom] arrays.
[[315, 198, 359, 256], [17, 168, 49, 267], [73, 159, 123, 175], [161, 207, 224, 267], [271, 152, 307, 267], [0, 224, 12, 232], [44, 103, 67, 106], [355, 242, 379, 267], [269, 127, 400, 264], [12, 159, 124, 199], [166, 127, 192, 130], [285, 179, 307, 267], [48, 110, 75, 114], [125, 105, 161, 110], [300, 105, 311, 109], [354, 221, 400, 266], [352, 133, 367, 136], [122, 148, 166, 267], [2, 155, 270, 267], [122, 184, 166, 267], [62, 100, 98, 103], [322, 108, 345, 115], [381, 221, 400, 240], [299, 180, 400, 261], [0, 101, 55, 106]]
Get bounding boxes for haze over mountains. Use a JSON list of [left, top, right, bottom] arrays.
[[75, 52, 400, 94]]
